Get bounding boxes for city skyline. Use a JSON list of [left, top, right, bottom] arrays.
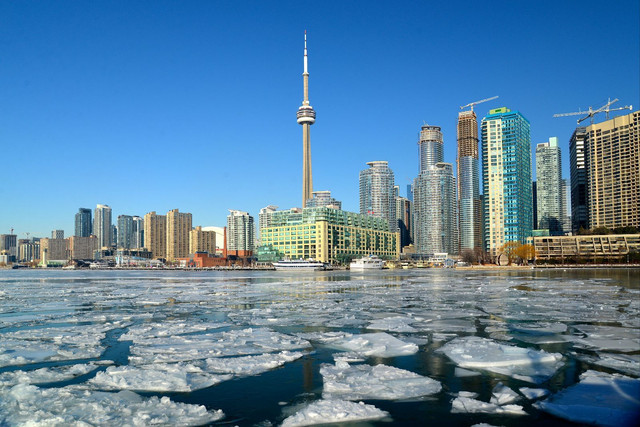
[[1, 1, 638, 238]]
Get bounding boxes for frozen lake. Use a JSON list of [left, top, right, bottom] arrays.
[[0, 268, 639, 426]]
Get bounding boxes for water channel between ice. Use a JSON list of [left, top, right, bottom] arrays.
[[0, 268, 638, 426]]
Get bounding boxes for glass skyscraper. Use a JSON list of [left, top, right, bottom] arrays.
[[94, 204, 113, 249], [117, 215, 134, 249], [75, 208, 92, 237], [457, 110, 482, 251], [569, 127, 588, 232], [535, 137, 563, 234], [481, 107, 532, 256], [359, 161, 396, 232]]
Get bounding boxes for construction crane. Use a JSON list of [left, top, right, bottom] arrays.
[[460, 96, 499, 112], [553, 98, 633, 124]]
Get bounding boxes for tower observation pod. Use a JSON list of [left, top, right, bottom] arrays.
[[298, 31, 316, 207]]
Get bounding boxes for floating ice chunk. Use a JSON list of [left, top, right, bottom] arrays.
[[535, 370, 640, 427], [455, 367, 481, 377], [575, 353, 640, 377], [328, 333, 418, 358], [367, 316, 417, 333], [332, 352, 366, 363], [88, 363, 231, 392], [119, 319, 228, 339], [321, 361, 441, 401], [0, 363, 105, 387], [439, 336, 563, 383], [490, 382, 520, 405], [571, 325, 640, 353], [519, 387, 549, 400], [295, 331, 353, 344], [509, 322, 567, 335], [451, 396, 527, 415], [281, 399, 389, 426], [0, 383, 224, 425], [457, 390, 479, 398], [0, 338, 103, 368], [204, 351, 303, 376]]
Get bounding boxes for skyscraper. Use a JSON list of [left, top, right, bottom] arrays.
[[305, 191, 342, 209], [117, 215, 134, 249], [189, 226, 217, 255], [166, 209, 192, 262], [394, 186, 412, 248], [360, 161, 395, 232], [75, 208, 92, 237], [227, 210, 254, 257], [144, 211, 167, 259], [94, 204, 113, 249], [569, 127, 588, 232], [585, 111, 639, 229], [132, 216, 144, 249], [297, 32, 316, 208], [51, 230, 64, 240], [535, 137, 563, 234], [457, 110, 482, 251], [481, 107, 533, 257], [413, 125, 458, 255]]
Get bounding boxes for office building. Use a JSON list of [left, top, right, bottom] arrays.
[[306, 191, 342, 209], [75, 208, 92, 237], [227, 210, 254, 257], [260, 207, 399, 263], [190, 226, 217, 255], [166, 209, 192, 262], [413, 125, 458, 255], [535, 137, 564, 234], [360, 161, 395, 231], [94, 204, 113, 249], [0, 234, 18, 258], [143, 211, 167, 259], [569, 127, 589, 232], [481, 107, 533, 257], [395, 193, 412, 249], [457, 110, 482, 250], [117, 215, 134, 249], [297, 32, 317, 207], [585, 111, 639, 229], [132, 216, 144, 249], [18, 238, 39, 263]]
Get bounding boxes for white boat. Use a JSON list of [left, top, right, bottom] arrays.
[[349, 255, 384, 271], [273, 259, 327, 271]]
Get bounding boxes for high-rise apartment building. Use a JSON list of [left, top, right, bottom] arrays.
[[227, 210, 254, 257], [585, 111, 639, 229], [189, 226, 217, 255], [132, 216, 144, 249], [39, 238, 68, 261], [143, 211, 167, 259], [457, 110, 482, 251], [481, 107, 533, 257], [394, 186, 412, 249], [306, 191, 342, 209], [535, 137, 564, 234], [297, 32, 316, 207], [166, 209, 192, 262], [0, 234, 18, 259], [569, 127, 589, 232], [561, 179, 571, 233], [117, 215, 134, 249], [258, 205, 279, 246], [94, 204, 113, 249], [52, 230, 64, 240], [75, 208, 92, 237], [68, 236, 98, 260], [360, 161, 396, 232], [413, 125, 458, 255]]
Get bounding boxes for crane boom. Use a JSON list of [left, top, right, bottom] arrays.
[[460, 95, 499, 112], [553, 98, 631, 124]]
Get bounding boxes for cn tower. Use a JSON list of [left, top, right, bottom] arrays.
[[297, 31, 316, 207]]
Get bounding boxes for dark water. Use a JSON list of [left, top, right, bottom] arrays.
[[0, 268, 638, 426]]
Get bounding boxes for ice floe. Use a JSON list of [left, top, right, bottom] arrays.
[[490, 382, 520, 405], [204, 351, 303, 376], [535, 370, 640, 427], [571, 324, 640, 353], [439, 336, 563, 383], [451, 395, 527, 415], [367, 316, 417, 333], [0, 363, 105, 387], [281, 399, 389, 426], [327, 332, 418, 358], [321, 361, 441, 400], [519, 387, 549, 400]]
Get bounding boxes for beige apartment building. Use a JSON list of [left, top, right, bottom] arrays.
[[68, 236, 98, 260], [144, 211, 167, 259], [166, 209, 192, 262], [189, 226, 217, 255], [586, 111, 639, 229]]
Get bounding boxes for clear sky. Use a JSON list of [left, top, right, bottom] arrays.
[[1, 1, 638, 239]]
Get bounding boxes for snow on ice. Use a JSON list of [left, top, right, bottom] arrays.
[[327, 332, 418, 358], [281, 399, 389, 426]]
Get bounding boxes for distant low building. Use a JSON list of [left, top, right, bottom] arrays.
[[534, 234, 640, 261]]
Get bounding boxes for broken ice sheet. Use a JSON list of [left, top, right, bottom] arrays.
[[119, 319, 229, 339], [0, 338, 103, 368], [439, 336, 563, 383], [321, 361, 441, 401], [451, 395, 527, 415], [508, 322, 567, 335], [0, 363, 106, 387], [204, 351, 303, 376], [0, 383, 224, 426], [327, 332, 418, 358], [490, 382, 520, 405], [367, 316, 417, 333], [571, 325, 640, 353], [574, 352, 640, 377], [281, 399, 389, 426], [519, 387, 550, 400], [535, 370, 640, 427]]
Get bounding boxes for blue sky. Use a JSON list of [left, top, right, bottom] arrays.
[[1, 1, 638, 239]]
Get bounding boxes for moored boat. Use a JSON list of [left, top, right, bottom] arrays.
[[273, 259, 327, 271], [349, 255, 384, 271]]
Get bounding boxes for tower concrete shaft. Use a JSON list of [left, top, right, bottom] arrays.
[[297, 32, 316, 207]]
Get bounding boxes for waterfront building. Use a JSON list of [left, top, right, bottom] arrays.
[[132, 216, 144, 249], [18, 238, 39, 263], [0, 234, 17, 258], [94, 204, 113, 249], [297, 32, 317, 207], [166, 209, 192, 262], [584, 111, 639, 229], [481, 107, 533, 257], [457, 110, 482, 251], [52, 230, 64, 240], [227, 210, 254, 257], [117, 215, 134, 249], [75, 208, 92, 237], [258, 205, 279, 246], [190, 226, 216, 256], [306, 191, 342, 209], [413, 125, 458, 255], [39, 237, 68, 261], [534, 234, 640, 261], [360, 161, 396, 231], [569, 127, 589, 232], [68, 236, 98, 260], [202, 226, 226, 255], [260, 207, 399, 264], [535, 137, 564, 234], [143, 211, 167, 259]]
